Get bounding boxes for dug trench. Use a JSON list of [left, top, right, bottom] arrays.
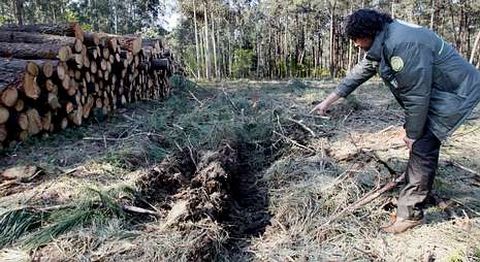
[[135, 139, 281, 260]]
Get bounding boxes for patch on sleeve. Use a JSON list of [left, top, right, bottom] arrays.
[[390, 56, 404, 72]]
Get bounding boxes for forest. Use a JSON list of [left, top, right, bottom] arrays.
[[2, 0, 480, 80], [1, 0, 480, 261]]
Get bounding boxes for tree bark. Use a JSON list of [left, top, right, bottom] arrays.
[[211, 14, 218, 79], [203, 4, 210, 80], [470, 30, 480, 64], [193, 0, 201, 79], [0, 31, 83, 53], [119, 36, 142, 55], [329, 1, 337, 78], [15, 0, 24, 26], [0, 42, 72, 61], [151, 58, 171, 71], [83, 32, 100, 46], [0, 22, 84, 41]]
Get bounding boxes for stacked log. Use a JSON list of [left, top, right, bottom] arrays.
[[0, 23, 180, 148]]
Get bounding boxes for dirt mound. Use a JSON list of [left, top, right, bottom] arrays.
[[135, 143, 271, 260]]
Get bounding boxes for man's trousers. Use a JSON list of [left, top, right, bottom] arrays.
[[397, 128, 441, 220]]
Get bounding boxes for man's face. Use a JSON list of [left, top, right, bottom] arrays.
[[353, 37, 374, 51]]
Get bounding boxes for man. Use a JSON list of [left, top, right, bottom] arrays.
[[311, 9, 480, 233]]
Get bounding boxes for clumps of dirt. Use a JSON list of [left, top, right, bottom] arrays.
[[173, 146, 237, 224], [0, 165, 45, 198], [135, 142, 272, 260], [136, 149, 197, 209]]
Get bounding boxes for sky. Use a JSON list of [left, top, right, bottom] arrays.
[[161, 0, 181, 31]]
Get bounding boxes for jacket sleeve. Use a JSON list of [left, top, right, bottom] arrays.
[[335, 57, 378, 97], [391, 42, 433, 139]]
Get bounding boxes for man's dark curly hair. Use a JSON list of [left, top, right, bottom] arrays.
[[344, 9, 393, 40]]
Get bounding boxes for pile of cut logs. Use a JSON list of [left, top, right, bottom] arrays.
[[0, 22, 179, 148]]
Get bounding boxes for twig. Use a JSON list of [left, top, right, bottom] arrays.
[[348, 173, 405, 210], [319, 173, 405, 228], [451, 126, 480, 138], [342, 109, 354, 125], [273, 131, 316, 153], [447, 160, 479, 177], [83, 132, 164, 141], [450, 198, 480, 216], [188, 90, 204, 106], [221, 88, 239, 111], [103, 135, 108, 149], [5, 204, 76, 213], [275, 113, 286, 135], [288, 118, 316, 137], [299, 113, 331, 120], [116, 124, 140, 139], [122, 205, 160, 216], [379, 125, 396, 133], [172, 123, 184, 130], [121, 114, 135, 122]]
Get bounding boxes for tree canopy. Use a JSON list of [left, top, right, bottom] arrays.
[[2, 0, 480, 79]]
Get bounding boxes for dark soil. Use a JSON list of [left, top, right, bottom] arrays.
[[136, 141, 275, 261]]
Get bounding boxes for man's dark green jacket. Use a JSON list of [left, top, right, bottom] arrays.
[[335, 20, 480, 140]]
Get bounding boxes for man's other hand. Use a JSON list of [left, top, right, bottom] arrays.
[[310, 101, 329, 115]]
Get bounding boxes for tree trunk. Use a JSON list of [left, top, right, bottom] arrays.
[[429, 0, 436, 31], [329, 1, 337, 78], [203, 5, 210, 80], [15, 0, 24, 26], [0, 22, 84, 41], [470, 30, 480, 64], [0, 31, 84, 53], [193, 0, 201, 79], [0, 42, 72, 61], [211, 14, 218, 79], [151, 58, 171, 71], [0, 58, 41, 100], [84, 32, 100, 46]]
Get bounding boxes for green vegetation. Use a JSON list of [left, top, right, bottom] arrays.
[[0, 79, 479, 260]]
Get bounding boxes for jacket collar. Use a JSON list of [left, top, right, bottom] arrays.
[[365, 24, 389, 61]]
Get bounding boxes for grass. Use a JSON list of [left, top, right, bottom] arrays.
[[0, 77, 479, 261], [0, 186, 131, 250]]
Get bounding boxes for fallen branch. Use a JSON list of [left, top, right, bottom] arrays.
[[450, 198, 480, 217], [288, 118, 316, 137], [188, 90, 203, 106], [447, 160, 479, 178], [221, 88, 239, 111], [273, 131, 316, 153], [319, 173, 405, 228], [348, 173, 405, 211], [122, 205, 160, 216], [299, 113, 331, 120]]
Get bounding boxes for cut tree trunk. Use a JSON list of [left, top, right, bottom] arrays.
[[0, 42, 72, 61], [0, 22, 84, 42], [117, 35, 142, 55], [84, 32, 100, 46], [1, 87, 18, 107], [0, 58, 41, 100], [24, 60, 57, 78], [151, 58, 171, 71], [0, 106, 9, 124], [0, 31, 83, 52], [26, 108, 42, 135]]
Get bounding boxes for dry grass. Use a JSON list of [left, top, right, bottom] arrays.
[[0, 77, 479, 261]]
